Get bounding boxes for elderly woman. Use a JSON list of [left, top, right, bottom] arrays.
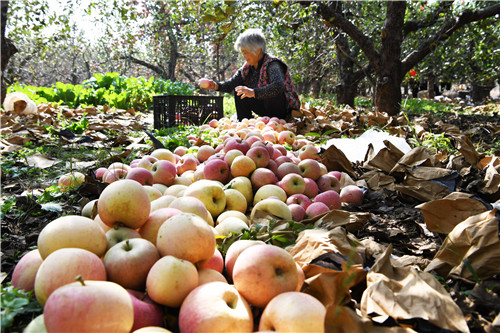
[[200, 28, 300, 121]]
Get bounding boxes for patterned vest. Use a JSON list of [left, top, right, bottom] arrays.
[[240, 54, 301, 111]]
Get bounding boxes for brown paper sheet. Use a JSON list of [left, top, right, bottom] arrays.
[[363, 140, 405, 174], [416, 192, 488, 234], [320, 144, 357, 177], [361, 245, 470, 333], [425, 209, 500, 280]]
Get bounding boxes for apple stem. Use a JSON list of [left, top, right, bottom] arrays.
[[124, 239, 131, 251], [75, 275, 86, 286]]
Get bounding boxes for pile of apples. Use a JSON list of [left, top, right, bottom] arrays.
[[16, 115, 364, 332]]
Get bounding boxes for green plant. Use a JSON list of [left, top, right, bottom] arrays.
[[1, 284, 42, 331]]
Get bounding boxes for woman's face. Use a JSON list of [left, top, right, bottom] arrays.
[[241, 48, 263, 67]]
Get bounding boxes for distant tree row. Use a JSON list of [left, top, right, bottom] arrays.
[[2, 0, 499, 114]]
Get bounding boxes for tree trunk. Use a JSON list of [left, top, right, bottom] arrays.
[[374, 2, 406, 115], [427, 74, 435, 99], [1, 1, 18, 105], [335, 33, 356, 106]]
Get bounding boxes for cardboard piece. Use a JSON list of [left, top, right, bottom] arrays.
[[361, 245, 469, 333], [416, 192, 489, 234], [425, 209, 500, 280]]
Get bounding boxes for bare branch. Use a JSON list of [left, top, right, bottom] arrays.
[[120, 55, 167, 78]]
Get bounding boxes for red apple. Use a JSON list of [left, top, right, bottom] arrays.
[[204, 158, 230, 184], [127, 289, 164, 331], [44, 279, 133, 333], [246, 146, 270, 168], [196, 145, 215, 163], [340, 185, 364, 205], [286, 193, 311, 209], [224, 138, 250, 155], [126, 168, 154, 185], [298, 159, 322, 181], [316, 174, 341, 193], [277, 162, 301, 180], [288, 204, 306, 222], [196, 247, 224, 273], [151, 160, 177, 186], [314, 190, 342, 210], [303, 177, 319, 198], [250, 168, 278, 190], [305, 202, 330, 218], [279, 173, 306, 196], [232, 244, 299, 308], [11, 249, 43, 292], [224, 240, 266, 279]]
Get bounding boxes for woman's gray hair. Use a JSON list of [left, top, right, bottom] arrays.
[[234, 28, 267, 54]]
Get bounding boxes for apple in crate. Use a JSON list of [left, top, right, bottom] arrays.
[[258, 292, 327, 332], [44, 279, 134, 333], [178, 282, 253, 333], [232, 244, 299, 308]]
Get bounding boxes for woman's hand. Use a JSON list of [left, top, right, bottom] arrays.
[[235, 86, 255, 99]]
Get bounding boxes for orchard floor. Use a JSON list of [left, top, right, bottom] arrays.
[[1, 99, 499, 332]]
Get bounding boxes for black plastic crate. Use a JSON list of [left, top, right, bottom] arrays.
[[153, 95, 224, 129]]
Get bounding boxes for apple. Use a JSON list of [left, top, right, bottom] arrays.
[[11, 249, 43, 292], [288, 204, 306, 222], [126, 168, 154, 185], [214, 217, 248, 236], [328, 170, 342, 181], [133, 327, 171, 333], [103, 168, 128, 183], [224, 137, 250, 154], [258, 292, 326, 332], [277, 162, 301, 180], [199, 78, 212, 89], [298, 159, 322, 181], [279, 173, 306, 196], [245, 135, 261, 147], [230, 155, 256, 178], [34, 248, 107, 306], [250, 198, 292, 222], [340, 185, 364, 205], [127, 289, 164, 331], [139, 208, 182, 245], [168, 196, 214, 226], [193, 164, 205, 181], [277, 130, 296, 145], [196, 248, 224, 273], [150, 160, 176, 186], [150, 195, 176, 212], [246, 146, 270, 168], [178, 282, 253, 333], [44, 279, 133, 333], [37, 215, 107, 259], [136, 158, 155, 171], [94, 214, 112, 233], [150, 148, 176, 164], [224, 240, 266, 279], [176, 154, 199, 175], [95, 167, 108, 180], [23, 314, 46, 333], [156, 213, 216, 265], [253, 184, 287, 205], [204, 158, 230, 184], [267, 159, 278, 175], [164, 184, 187, 197], [81, 199, 98, 219], [303, 177, 319, 198], [198, 269, 227, 285], [314, 190, 342, 209], [146, 255, 198, 307], [224, 188, 247, 214], [297, 144, 320, 161], [184, 180, 226, 218], [286, 193, 311, 210], [209, 119, 219, 128], [142, 185, 163, 201], [174, 146, 188, 156], [58, 171, 85, 192], [98, 179, 151, 229], [305, 202, 330, 218], [250, 168, 278, 190], [275, 155, 293, 167], [105, 225, 141, 251], [316, 174, 341, 193], [232, 244, 299, 308], [104, 238, 160, 290], [173, 176, 192, 186], [318, 162, 329, 175], [251, 140, 274, 157], [196, 145, 216, 162], [216, 210, 249, 226], [224, 149, 243, 166], [225, 176, 253, 205]]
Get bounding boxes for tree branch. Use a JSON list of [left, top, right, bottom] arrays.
[[120, 55, 167, 78], [403, 1, 454, 37], [317, 2, 380, 68], [402, 4, 500, 73]]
